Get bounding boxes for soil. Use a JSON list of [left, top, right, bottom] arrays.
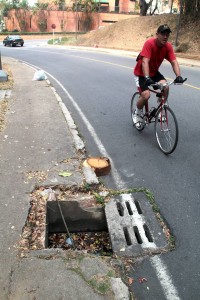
[[76, 14, 200, 60]]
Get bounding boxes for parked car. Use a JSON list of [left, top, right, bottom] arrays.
[[3, 35, 24, 47]]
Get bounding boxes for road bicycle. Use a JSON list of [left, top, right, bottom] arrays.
[[131, 79, 187, 154]]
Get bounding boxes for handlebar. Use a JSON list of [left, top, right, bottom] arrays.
[[149, 78, 187, 92]]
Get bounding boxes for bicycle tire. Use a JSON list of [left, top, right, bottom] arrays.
[[154, 106, 178, 154], [131, 92, 145, 131]]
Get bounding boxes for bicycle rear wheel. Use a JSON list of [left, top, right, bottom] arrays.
[[131, 92, 145, 131], [154, 106, 178, 154]]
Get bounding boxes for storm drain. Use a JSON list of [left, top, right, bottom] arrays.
[[105, 193, 168, 257], [46, 200, 112, 255]]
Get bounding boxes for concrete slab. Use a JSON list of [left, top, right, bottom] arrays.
[[0, 70, 8, 82], [105, 193, 168, 257]]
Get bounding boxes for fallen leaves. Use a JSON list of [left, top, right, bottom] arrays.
[[58, 171, 72, 177], [127, 276, 148, 285], [17, 188, 48, 254], [138, 277, 147, 284], [25, 170, 48, 182], [48, 231, 112, 255], [0, 100, 8, 132]]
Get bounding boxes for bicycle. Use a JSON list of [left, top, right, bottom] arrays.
[[131, 79, 187, 154]]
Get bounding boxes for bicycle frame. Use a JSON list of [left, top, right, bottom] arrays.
[[143, 81, 174, 125]]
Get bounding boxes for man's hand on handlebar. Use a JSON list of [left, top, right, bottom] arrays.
[[145, 76, 155, 86], [145, 77, 160, 90], [174, 76, 187, 84]]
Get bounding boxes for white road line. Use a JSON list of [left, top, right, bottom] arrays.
[[150, 256, 180, 300], [21, 59, 180, 300]]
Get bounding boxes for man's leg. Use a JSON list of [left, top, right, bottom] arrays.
[[136, 90, 150, 110], [133, 90, 150, 126], [133, 76, 150, 125], [157, 82, 169, 103]]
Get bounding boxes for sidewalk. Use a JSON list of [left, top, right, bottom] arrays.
[[0, 57, 130, 300]]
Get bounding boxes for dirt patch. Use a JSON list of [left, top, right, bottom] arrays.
[[76, 15, 200, 60], [0, 64, 13, 132]]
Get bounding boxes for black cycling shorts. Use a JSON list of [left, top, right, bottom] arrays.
[[139, 72, 166, 92]]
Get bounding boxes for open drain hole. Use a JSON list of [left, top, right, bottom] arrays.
[[116, 201, 124, 216], [126, 201, 133, 215], [133, 226, 143, 244], [47, 201, 112, 255], [123, 227, 132, 246], [143, 224, 153, 243], [134, 200, 142, 214]]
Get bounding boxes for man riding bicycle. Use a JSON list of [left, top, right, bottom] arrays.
[[133, 24, 184, 125]]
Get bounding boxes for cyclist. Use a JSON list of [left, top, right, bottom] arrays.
[[133, 24, 184, 125]]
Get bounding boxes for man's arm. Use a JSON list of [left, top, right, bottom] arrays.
[[171, 59, 181, 77], [142, 57, 150, 77]]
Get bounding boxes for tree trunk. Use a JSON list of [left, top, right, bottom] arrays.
[[139, 0, 154, 16], [139, 0, 149, 16], [170, 0, 174, 13]]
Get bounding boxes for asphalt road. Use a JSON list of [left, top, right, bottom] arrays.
[[1, 41, 200, 300]]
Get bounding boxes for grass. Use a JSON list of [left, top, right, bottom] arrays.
[[48, 36, 78, 45]]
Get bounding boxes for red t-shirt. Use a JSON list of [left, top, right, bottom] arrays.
[[134, 38, 176, 77]]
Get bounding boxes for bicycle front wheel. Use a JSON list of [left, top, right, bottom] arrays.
[[154, 106, 178, 154], [131, 92, 145, 131]]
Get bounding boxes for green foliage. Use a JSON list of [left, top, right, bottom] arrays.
[[88, 277, 110, 294], [19, 19, 27, 31], [93, 192, 105, 206], [72, 0, 100, 13], [38, 19, 47, 32], [20, 0, 29, 10], [35, 2, 49, 10], [1, 0, 29, 17], [53, 0, 66, 10]]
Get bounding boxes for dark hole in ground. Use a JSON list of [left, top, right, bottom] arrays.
[[47, 200, 113, 255], [48, 232, 112, 255]]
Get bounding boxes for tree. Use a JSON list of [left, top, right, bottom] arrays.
[[53, 0, 66, 10], [139, 0, 154, 16], [182, 0, 200, 17]]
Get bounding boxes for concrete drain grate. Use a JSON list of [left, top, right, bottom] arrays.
[[105, 193, 168, 257]]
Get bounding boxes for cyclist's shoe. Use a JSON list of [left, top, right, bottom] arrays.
[[133, 111, 143, 127]]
